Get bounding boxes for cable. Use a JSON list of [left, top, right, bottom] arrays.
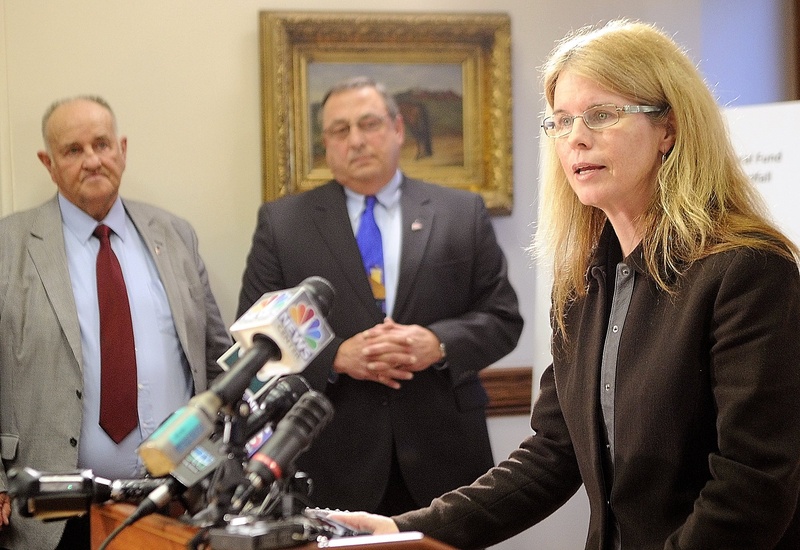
[[96, 496, 161, 550]]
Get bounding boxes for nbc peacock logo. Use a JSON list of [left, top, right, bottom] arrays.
[[244, 290, 291, 321], [288, 303, 324, 350], [259, 292, 290, 314]]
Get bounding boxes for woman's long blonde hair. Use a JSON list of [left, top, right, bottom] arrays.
[[534, 19, 799, 338]]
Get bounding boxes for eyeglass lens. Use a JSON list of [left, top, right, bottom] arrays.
[[544, 106, 620, 137], [325, 115, 387, 140]]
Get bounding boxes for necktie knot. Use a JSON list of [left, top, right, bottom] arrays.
[[94, 223, 112, 242]]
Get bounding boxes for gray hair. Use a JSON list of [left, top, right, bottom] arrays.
[[320, 76, 400, 119], [41, 95, 117, 150]]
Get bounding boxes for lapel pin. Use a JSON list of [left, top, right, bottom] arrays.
[[411, 220, 423, 231]]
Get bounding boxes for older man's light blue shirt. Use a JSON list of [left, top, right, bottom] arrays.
[[59, 194, 192, 480]]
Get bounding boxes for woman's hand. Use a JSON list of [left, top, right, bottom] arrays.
[[326, 511, 400, 535]]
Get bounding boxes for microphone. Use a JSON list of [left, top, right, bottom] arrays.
[[229, 275, 336, 381], [231, 390, 334, 511], [107, 477, 169, 503], [6, 467, 167, 521], [238, 374, 312, 457], [138, 277, 335, 477], [129, 375, 313, 522], [169, 374, 311, 489]]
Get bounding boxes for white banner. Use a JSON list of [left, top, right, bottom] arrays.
[[725, 100, 800, 245]]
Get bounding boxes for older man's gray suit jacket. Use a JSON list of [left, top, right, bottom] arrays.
[[0, 195, 231, 549]]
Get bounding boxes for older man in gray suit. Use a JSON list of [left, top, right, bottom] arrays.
[[0, 96, 232, 549]]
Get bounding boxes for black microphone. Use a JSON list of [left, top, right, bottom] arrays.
[[241, 374, 312, 453], [128, 375, 313, 523], [231, 391, 334, 511], [107, 477, 169, 503], [6, 467, 167, 521], [138, 277, 335, 477]]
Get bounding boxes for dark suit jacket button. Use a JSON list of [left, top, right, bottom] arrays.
[[69, 438, 78, 447]]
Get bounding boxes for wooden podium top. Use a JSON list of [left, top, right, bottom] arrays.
[[91, 503, 203, 550], [91, 503, 457, 550]]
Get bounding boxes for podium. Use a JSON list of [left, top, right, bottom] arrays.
[[91, 503, 457, 550], [91, 503, 203, 549]]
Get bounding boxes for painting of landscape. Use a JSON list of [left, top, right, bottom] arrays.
[[307, 62, 464, 171]]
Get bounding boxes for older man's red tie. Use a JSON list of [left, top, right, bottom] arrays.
[[93, 224, 138, 443]]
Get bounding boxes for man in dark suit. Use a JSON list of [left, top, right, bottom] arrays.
[[237, 77, 523, 515], [0, 96, 232, 549]]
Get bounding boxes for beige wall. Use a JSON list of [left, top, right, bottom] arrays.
[[2, 2, 785, 549], [0, 0, 703, 340]]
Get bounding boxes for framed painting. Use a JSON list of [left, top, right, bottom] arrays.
[[259, 11, 514, 214]]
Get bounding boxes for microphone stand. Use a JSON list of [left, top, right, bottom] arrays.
[[189, 399, 251, 527]]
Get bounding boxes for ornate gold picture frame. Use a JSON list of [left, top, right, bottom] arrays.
[[259, 11, 514, 214]]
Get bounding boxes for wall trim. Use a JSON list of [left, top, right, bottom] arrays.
[[480, 366, 533, 417]]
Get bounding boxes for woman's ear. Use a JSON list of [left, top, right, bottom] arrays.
[[660, 110, 677, 156]]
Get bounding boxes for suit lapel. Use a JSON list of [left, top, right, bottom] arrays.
[[312, 182, 383, 316], [124, 201, 190, 354], [28, 197, 83, 369], [394, 179, 433, 319]]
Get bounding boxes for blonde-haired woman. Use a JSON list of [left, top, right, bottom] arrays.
[[330, 20, 800, 550]]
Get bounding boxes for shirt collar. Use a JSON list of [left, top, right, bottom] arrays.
[[58, 193, 128, 243], [587, 221, 649, 288], [343, 169, 403, 211]]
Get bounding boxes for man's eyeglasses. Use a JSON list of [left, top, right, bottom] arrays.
[[323, 114, 389, 141], [541, 104, 663, 138]]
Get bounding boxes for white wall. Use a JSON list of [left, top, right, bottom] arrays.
[[0, 1, 792, 549]]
